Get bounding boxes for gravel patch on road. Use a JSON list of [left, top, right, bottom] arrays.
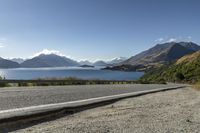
[[14, 87, 200, 133]]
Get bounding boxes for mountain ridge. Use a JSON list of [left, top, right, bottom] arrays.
[[20, 54, 80, 68], [10, 58, 25, 64], [0, 57, 20, 68], [105, 42, 200, 71], [0, 41, 199, 69], [122, 42, 200, 65]]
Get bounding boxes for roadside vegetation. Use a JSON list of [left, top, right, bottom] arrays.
[[193, 82, 200, 91], [141, 51, 200, 84], [0, 76, 10, 87], [0, 77, 147, 88]]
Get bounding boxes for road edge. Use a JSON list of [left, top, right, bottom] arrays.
[[0, 85, 185, 132]]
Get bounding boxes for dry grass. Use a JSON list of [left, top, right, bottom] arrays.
[[176, 51, 200, 65], [193, 82, 200, 91]]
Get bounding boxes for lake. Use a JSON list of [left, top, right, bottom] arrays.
[[0, 67, 144, 80]]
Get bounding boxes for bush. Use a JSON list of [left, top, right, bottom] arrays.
[[0, 83, 9, 87], [175, 72, 185, 81], [156, 78, 167, 84]]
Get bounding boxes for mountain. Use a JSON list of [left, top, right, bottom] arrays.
[[141, 50, 200, 83], [79, 65, 94, 68], [79, 60, 93, 66], [79, 58, 127, 67], [107, 42, 200, 71], [123, 42, 200, 65], [0, 57, 20, 68], [10, 58, 25, 64], [107, 57, 127, 64], [20, 54, 80, 68], [93, 61, 108, 66], [180, 42, 200, 51]]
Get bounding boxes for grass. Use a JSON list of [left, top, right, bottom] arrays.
[[0, 80, 165, 88], [0, 78, 142, 88], [0, 83, 11, 87], [193, 82, 200, 91], [0, 76, 165, 88]]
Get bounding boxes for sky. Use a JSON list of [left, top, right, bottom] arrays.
[[0, 0, 200, 61]]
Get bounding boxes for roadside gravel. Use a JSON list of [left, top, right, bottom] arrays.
[[14, 87, 200, 133]]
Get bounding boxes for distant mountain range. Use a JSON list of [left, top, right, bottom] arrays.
[[93, 61, 108, 66], [106, 42, 200, 71], [0, 58, 20, 68], [107, 57, 127, 64], [21, 54, 80, 68], [0, 54, 126, 68], [79, 60, 93, 66], [0, 41, 199, 69], [78, 57, 127, 67], [10, 58, 25, 64]]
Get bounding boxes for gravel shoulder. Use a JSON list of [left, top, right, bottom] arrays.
[[14, 87, 200, 133]]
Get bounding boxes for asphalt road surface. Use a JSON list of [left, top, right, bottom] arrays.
[[0, 84, 180, 111]]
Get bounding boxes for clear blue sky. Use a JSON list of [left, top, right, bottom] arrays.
[[0, 0, 200, 61]]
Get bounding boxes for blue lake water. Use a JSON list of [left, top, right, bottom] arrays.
[[0, 67, 144, 80]]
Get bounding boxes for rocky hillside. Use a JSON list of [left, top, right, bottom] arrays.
[[141, 50, 200, 83], [123, 42, 200, 65], [106, 42, 200, 71]]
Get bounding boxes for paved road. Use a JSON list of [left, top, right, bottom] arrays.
[[0, 84, 180, 111]]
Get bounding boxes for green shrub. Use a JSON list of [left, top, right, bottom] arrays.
[[175, 72, 185, 81], [0, 83, 10, 87]]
